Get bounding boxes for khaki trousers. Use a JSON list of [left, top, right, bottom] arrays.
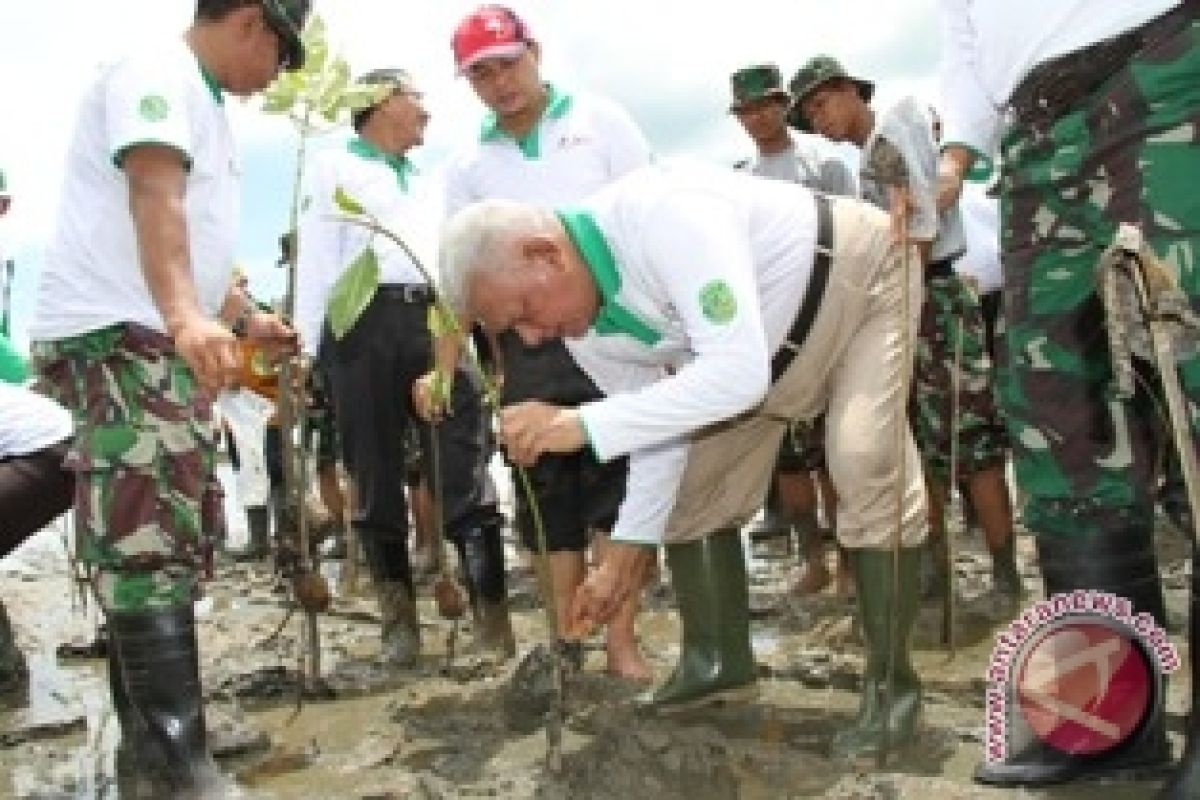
[[664, 199, 928, 551]]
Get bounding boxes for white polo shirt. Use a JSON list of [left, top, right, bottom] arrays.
[[937, 0, 1176, 158], [31, 38, 239, 341], [0, 383, 71, 458], [955, 182, 1003, 294], [443, 86, 653, 391], [860, 96, 965, 263], [295, 138, 438, 356], [564, 162, 820, 544]]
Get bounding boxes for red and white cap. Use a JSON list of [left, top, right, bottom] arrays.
[[451, 5, 533, 74]]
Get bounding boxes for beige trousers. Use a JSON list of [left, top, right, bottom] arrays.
[[664, 199, 928, 551]]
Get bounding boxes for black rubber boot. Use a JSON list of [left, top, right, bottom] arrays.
[[0, 600, 28, 709], [233, 506, 271, 561], [454, 516, 515, 659], [107, 605, 231, 799], [974, 527, 1172, 787], [360, 526, 420, 666], [1155, 539, 1200, 799], [639, 528, 757, 712]]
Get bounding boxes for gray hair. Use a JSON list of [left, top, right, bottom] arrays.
[[439, 199, 558, 315]]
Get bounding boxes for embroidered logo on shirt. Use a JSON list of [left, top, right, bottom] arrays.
[[138, 94, 170, 122], [699, 280, 737, 325]]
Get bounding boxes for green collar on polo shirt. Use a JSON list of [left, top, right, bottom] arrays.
[[347, 136, 414, 191], [197, 60, 224, 105], [556, 209, 662, 346], [480, 84, 573, 160]]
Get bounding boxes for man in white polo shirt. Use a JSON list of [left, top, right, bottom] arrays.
[[431, 4, 654, 680], [28, 1, 309, 793], [296, 68, 516, 664], [437, 162, 929, 744]]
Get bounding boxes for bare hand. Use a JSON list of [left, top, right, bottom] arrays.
[[244, 310, 299, 355], [413, 370, 451, 423], [173, 314, 241, 394], [498, 401, 585, 466], [568, 542, 655, 631]]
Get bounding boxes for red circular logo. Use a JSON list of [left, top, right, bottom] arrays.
[[1016, 620, 1152, 756]]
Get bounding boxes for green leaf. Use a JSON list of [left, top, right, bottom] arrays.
[[333, 186, 365, 216], [426, 304, 459, 338], [326, 246, 380, 339]]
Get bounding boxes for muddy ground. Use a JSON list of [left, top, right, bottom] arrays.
[[0, 463, 1192, 799]]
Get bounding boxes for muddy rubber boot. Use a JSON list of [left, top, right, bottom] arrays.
[[107, 605, 232, 799], [233, 506, 271, 562], [376, 582, 421, 666], [0, 600, 28, 709], [359, 526, 421, 666], [1156, 539, 1200, 799], [456, 517, 515, 659], [975, 527, 1171, 787], [831, 547, 922, 760], [990, 534, 1022, 600], [639, 528, 757, 712]]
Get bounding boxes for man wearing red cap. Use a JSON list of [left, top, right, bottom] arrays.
[[420, 4, 654, 681]]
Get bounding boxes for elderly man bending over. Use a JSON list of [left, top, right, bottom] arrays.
[[439, 161, 928, 757]]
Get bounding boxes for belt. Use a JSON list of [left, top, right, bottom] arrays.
[[376, 283, 434, 304], [1009, 0, 1198, 130], [771, 193, 833, 382]]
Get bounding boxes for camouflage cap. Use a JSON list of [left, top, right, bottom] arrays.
[[786, 55, 875, 132], [261, 0, 312, 72], [729, 64, 790, 113]]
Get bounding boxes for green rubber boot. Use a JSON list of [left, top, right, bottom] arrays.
[[640, 528, 757, 712], [832, 547, 923, 759]]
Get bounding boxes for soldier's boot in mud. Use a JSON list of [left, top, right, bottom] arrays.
[[232, 506, 271, 562], [639, 528, 757, 712], [456, 516, 516, 659], [107, 605, 233, 799], [830, 547, 922, 760], [975, 527, 1172, 787], [0, 600, 28, 709], [989, 533, 1023, 600], [361, 525, 421, 666], [1157, 538, 1200, 799]]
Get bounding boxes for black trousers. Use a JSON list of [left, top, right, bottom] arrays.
[[319, 291, 495, 545], [0, 439, 73, 554]]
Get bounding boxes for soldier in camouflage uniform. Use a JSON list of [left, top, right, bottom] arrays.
[[27, 1, 310, 794], [938, 0, 1198, 790]]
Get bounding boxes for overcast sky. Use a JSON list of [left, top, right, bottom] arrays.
[[0, 0, 938, 348]]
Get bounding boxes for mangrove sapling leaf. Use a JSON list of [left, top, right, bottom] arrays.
[[327, 245, 380, 340]]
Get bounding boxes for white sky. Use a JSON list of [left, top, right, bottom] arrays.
[[0, 0, 939, 347]]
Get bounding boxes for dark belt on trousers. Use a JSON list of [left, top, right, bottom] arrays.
[[1009, 0, 1198, 129], [771, 192, 833, 382], [376, 283, 434, 303]]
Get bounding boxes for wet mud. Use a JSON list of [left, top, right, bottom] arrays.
[[0, 477, 1192, 799]]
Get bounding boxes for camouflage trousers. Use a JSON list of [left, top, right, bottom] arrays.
[[32, 324, 223, 612], [998, 13, 1200, 537], [910, 272, 1009, 485]]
